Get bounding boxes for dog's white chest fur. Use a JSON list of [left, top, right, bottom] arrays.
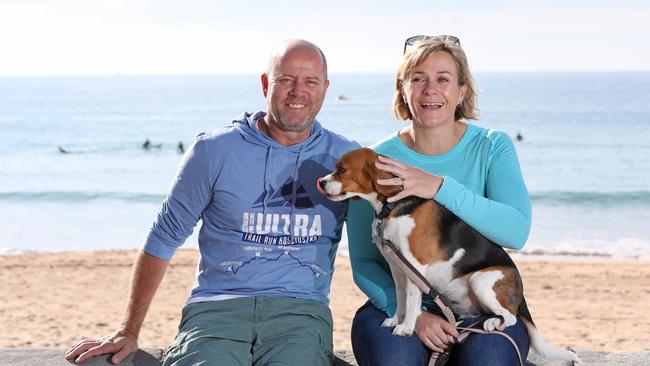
[[374, 215, 464, 288], [380, 216, 416, 249]]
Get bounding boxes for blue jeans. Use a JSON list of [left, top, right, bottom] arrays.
[[351, 303, 530, 366]]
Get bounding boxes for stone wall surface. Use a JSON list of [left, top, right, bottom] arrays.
[[2, 348, 650, 366]]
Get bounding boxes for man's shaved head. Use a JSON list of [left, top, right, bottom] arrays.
[[266, 39, 328, 79]]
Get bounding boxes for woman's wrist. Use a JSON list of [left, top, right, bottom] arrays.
[[429, 175, 444, 199]]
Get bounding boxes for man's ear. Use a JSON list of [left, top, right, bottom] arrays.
[[261, 73, 269, 96], [324, 79, 330, 94]]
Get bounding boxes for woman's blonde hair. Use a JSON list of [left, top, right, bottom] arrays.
[[393, 38, 478, 121]]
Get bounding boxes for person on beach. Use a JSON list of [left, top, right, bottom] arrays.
[[346, 35, 532, 365], [65, 39, 358, 366]]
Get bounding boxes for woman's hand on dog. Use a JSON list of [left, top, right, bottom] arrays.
[[414, 312, 459, 353], [375, 155, 443, 203]]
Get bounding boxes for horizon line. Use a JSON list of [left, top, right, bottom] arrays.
[[2, 69, 650, 78]]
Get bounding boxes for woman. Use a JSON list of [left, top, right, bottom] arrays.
[[347, 35, 532, 366]]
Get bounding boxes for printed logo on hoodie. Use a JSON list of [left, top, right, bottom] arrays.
[[241, 178, 321, 245]]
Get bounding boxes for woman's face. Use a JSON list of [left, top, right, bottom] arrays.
[[402, 51, 467, 128]]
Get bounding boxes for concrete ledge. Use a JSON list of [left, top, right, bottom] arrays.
[[0, 348, 357, 366], [1, 348, 650, 365], [0, 348, 163, 366]]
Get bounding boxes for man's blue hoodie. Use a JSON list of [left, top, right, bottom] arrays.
[[144, 111, 359, 305]]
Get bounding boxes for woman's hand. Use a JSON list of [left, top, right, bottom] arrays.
[[375, 155, 443, 202], [414, 312, 459, 353]]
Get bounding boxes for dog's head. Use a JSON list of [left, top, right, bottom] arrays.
[[317, 147, 402, 202]]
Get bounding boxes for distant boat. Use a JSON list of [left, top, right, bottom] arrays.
[[335, 95, 348, 101]]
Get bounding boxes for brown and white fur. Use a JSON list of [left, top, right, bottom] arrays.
[[318, 147, 580, 364]]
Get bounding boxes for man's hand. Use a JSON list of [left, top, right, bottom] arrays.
[[64, 329, 138, 365], [414, 312, 459, 354]]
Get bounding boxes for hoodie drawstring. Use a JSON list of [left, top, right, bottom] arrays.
[[262, 145, 273, 215], [288, 144, 304, 235]]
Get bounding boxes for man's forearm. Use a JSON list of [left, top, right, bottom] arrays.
[[119, 250, 169, 337]]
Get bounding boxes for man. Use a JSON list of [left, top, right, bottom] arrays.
[[65, 39, 358, 366]]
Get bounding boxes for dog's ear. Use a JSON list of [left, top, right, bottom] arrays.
[[364, 157, 403, 199], [375, 177, 403, 199], [361, 162, 374, 181]]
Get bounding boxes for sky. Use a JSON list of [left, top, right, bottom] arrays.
[[1, 0, 649, 76]]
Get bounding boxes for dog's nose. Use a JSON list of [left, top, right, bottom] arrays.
[[317, 177, 327, 194]]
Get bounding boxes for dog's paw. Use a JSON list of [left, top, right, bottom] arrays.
[[392, 323, 414, 336], [566, 346, 583, 365], [482, 317, 504, 332], [381, 317, 399, 328]]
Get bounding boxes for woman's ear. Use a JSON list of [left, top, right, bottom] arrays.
[[459, 84, 468, 105]]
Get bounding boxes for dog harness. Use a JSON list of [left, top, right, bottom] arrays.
[[374, 203, 526, 366]]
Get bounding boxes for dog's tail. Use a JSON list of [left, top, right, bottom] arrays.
[[519, 297, 582, 364]]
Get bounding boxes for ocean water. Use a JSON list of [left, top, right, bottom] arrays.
[[1, 73, 649, 258]]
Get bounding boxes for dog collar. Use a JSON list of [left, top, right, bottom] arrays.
[[375, 200, 398, 220]]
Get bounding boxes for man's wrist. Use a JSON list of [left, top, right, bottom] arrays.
[[115, 326, 139, 339]]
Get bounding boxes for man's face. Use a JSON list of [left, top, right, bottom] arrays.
[[262, 47, 329, 134]]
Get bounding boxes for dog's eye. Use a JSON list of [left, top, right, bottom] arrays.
[[337, 166, 347, 174]]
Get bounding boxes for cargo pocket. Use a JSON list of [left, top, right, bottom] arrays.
[[315, 331, 334, 366], [162, 329, 192, 365]]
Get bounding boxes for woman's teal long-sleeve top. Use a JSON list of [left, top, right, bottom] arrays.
[[346, 123, 531, 316]]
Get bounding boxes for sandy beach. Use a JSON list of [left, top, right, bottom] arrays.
[[1, 250, 648, 353]]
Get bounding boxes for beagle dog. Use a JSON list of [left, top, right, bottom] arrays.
[[318, 147, 580, 364]]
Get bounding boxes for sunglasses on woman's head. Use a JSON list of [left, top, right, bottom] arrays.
[[403, 35, 461, 54]]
